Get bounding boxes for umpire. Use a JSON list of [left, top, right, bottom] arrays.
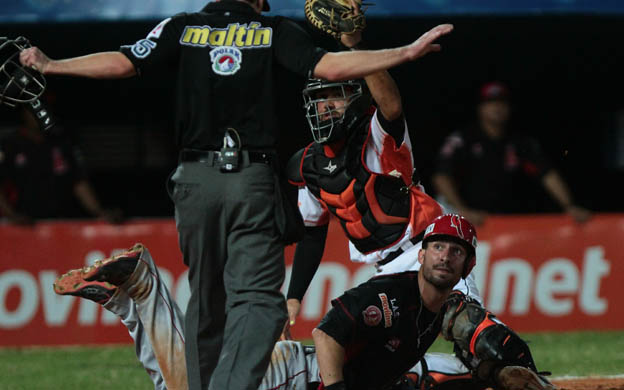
[[19, 0, 454, 388]]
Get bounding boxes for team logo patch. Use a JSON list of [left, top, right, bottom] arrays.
[[210, 47, 242, 76], [378, 293, 393, 328], [362, 305, 382, 327], [323, 160, 337, 174]]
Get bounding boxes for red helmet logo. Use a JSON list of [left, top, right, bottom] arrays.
[[423, 214, 478, 278]]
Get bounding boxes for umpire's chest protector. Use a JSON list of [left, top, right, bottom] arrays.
[[296, 126, 412, 253]]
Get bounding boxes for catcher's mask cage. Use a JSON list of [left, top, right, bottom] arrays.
[[303, 78, 363, 144], [0, 36, 46, 108]]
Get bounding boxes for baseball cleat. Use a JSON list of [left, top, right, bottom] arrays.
[[82, 243, 143, 286], [54, 269, 116, 304], [497, 366, 556, 390]]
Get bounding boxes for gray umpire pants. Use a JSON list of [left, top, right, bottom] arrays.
[[169, 157, 287, 390]]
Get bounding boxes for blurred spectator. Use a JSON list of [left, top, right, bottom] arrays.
[[431, 81, 591, 226], [0, 97, 122, 225]]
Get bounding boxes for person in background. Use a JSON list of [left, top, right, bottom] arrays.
[[431, 81, 591, 226], [0, 97, 122, 225]]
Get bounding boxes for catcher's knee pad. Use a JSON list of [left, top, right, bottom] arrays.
[[441, 291, 538, 383], [402, 355, 484, 390]]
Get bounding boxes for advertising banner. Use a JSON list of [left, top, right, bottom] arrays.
[[0, 214, 622, 346]]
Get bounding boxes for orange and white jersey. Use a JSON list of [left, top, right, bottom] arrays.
[[297, 109, 436, 266]]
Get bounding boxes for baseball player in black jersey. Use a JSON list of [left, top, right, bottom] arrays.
[[19, 2, 455, 388], [312, 214, 554, 390]]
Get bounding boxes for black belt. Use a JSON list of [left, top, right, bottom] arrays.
[[179, 149, 273, 166], [376, 230, 425, 267]]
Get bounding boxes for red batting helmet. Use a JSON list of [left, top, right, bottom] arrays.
[[423, 214, 478, 278]]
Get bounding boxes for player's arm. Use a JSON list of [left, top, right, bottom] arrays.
[[312, 327, 346, 388], [284, 149, 330, 330], [20, 50, 136, 79], [341, 30, 403, 123], [286, 224, 329, 322]]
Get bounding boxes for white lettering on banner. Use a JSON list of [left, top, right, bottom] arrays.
[[302, 263, 349, 319], [78, 300, 98, 325], [287, 262, 375, 320], [482, 244, 610, 316], [535, 259, 578, 316], [40, 271, 74, 326], [473, 242, 490, 293], [0, 244, 193, 330], [580, 247, 610, 315], [0, 246, 611, 333], [102, 304, 118, 325], [0, 270, 38, 329], [85, 250, 107, 265], [488, 259, 533, 314]]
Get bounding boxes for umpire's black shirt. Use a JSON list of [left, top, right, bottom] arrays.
[[119, 0, 326, 150]]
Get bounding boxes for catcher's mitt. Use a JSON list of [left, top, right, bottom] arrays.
[[304, 0, 367, 40]]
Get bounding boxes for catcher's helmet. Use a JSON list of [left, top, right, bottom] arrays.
[[302, 78, 371, 144], [0, 37, 46, 108], [423, 214, 478, 278]]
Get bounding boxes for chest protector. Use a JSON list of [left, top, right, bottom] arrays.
[[294, 122, 441, 254]]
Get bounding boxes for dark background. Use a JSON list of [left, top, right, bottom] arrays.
[[1, 14, 623, 218]]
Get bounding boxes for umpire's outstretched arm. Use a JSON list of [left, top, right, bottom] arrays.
[[20, 24, 453, 83], [313, 24, 453, 81]]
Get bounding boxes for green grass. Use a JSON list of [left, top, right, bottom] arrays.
[[1, 331, 622, 389], [0, 345, 152, 390]]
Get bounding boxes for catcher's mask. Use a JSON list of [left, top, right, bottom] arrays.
[[0, 36, 46, 108], [303, 78, 370, 144], [423, 214, 478, 279]]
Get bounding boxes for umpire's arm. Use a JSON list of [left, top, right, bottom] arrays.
[[20, 50, 135, 79], [312, 24, 453, 81]]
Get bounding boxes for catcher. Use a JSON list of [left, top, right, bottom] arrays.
[[286, 1, 555, 390]]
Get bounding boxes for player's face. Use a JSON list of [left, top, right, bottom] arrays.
[[418, 240, 467, 290], [314, 87, 348, 121]]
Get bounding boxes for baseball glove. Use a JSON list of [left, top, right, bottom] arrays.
[[304, 0, 367, 40]]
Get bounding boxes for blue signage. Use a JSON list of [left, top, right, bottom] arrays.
[[2, 0, 623, 23]]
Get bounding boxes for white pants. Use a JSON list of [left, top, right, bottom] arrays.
[[103, 246, 321, 390]]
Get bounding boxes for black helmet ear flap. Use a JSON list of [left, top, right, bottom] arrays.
[[0, 37, 47, 108], [342, 86, 372, 131]]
